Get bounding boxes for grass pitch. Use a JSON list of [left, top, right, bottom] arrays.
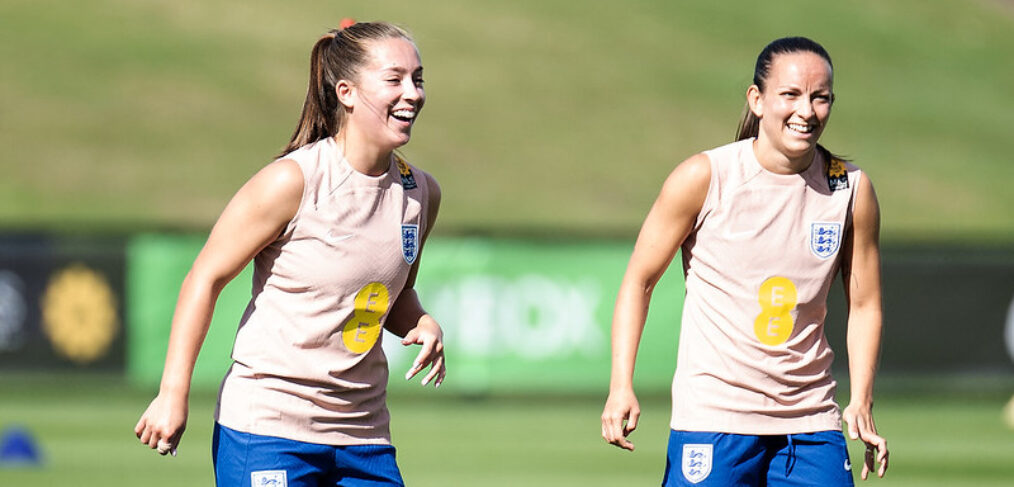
[[1, 373, 1012, 486], [1, 0, 1013, 241]]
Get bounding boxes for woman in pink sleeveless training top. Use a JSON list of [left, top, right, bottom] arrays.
[[135, 21, 444, 486], [602, 37, 889, 486]]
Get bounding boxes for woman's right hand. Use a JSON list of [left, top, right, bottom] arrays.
[[601, 387, 641, 451], [134, 392, 189, 456]]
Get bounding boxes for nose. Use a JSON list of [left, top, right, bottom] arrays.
[[796, 97, 815, 119], [402, 79, 422, 103]]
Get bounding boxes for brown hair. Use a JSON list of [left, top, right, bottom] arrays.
[[735, 37, 844, 162], [279, 21, 414, 157]]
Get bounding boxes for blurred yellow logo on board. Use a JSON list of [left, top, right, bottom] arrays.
[[41, 264, 119, 364]]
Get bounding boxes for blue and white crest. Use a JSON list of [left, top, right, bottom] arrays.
[[682, 444, 712, 484], [250, 470, 287, 487], [810, 222, 842, 259], [401, 224, 419, 264]]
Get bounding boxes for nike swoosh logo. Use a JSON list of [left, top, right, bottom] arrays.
[[844, 459, 852, 471], [327, 232, 354, 243]]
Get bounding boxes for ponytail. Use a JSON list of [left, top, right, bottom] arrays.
[[280, 32, 341, 157], [735, 103, 759, 141], [278, 21, 414, 158]]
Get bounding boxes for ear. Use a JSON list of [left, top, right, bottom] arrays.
[[746, 84, 763, 119], [335, 79, 355, 109]]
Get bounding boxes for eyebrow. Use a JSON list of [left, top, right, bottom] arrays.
[[775, 83, 832, 91], [379, 63, 423, 72]]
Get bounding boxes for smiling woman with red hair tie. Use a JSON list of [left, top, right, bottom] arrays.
[[135, 21, 445, 486]]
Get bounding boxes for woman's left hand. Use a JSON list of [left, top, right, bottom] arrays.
[[843, 402, 889, 480], [401, 315, 445, 387]]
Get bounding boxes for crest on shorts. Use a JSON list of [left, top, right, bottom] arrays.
[[810, 222, 842, 259], [682, 444, 712, 484], [250, 470, 287, 487], [402, 224, 419, 264]]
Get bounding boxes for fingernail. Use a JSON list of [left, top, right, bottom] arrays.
[[421, 377, 430, 386], [405, 371, 412, 380]]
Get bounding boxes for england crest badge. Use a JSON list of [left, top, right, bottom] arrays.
[[682, 444, 712, 484], [810, 222, 842, 259], [250, 470, 287, 487], [401, 224, 419, 264]]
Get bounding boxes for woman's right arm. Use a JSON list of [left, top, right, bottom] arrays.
[[134, 158, 304, 456], [601, 153, 710, 451]]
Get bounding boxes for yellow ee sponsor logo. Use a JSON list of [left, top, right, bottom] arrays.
[[341, 282, 390, 354], [753, 276, 797, 346]]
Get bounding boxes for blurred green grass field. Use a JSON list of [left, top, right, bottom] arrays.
[[1, 373, 1012, 486], [1, 0, 1013, 241]]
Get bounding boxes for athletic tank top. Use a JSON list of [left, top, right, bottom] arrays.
[[671, 138, 860, 435], [215, 137, 429, 445]]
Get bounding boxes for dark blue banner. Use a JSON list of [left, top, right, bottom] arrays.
[[0, 235, 126, 370]]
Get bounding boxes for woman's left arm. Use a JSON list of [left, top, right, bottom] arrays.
[[384, 172, 444, 387], [841, 173, 889, 480]]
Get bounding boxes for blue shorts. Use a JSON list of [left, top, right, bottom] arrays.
[[212, 423, 404, 487], [663, 430, 854, 487]]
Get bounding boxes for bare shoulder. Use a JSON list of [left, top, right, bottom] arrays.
[[854, 170, 879, 211], [857, 169, 877, 193], [422, 170, 441, 208], [657, 152, 711, 211], [418, 170, 441, 232], [199, 158, 306, 268], [239, 158, 303, 207], [230, 158, 305, 226], [667, 152, 711, 186], [255, 158, 303, 194], [854, 171, 880, 226]]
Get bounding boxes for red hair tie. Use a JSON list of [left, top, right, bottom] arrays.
[[339, 18, 356, 30]]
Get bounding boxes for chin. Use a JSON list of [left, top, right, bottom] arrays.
[[782, 136, 818, 153], [392, 133, 412, 148]]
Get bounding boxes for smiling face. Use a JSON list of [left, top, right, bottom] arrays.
[[748, 51, 834, 164], [337, 36, 425, 151]]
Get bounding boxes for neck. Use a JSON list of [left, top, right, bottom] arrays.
[[752, 137, 816, 175], [335, 130, 393, 176]]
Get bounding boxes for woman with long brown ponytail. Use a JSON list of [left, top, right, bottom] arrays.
[[602, 37, 888, 485], [135, 21, 444, 486]]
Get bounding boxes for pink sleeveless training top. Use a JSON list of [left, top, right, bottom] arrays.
[[215, 137, 429, 445], [671, 138, 861, 435]]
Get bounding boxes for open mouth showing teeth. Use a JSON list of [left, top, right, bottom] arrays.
[[391, 109, 416, 122], [787, 122, 814, 134]]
